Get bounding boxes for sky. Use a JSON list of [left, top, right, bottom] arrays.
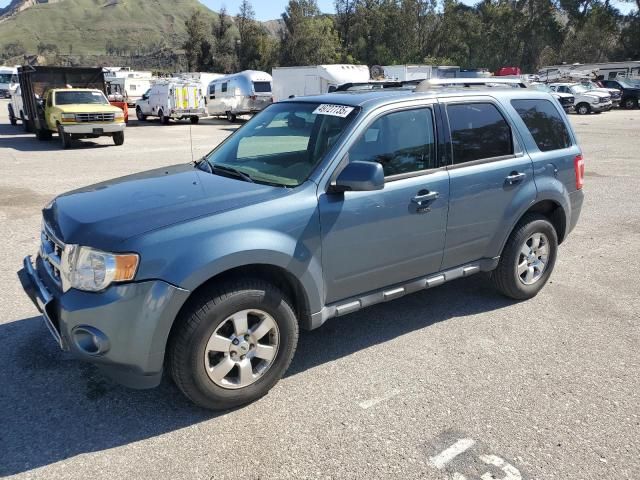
[[0, 0, 636, 18]]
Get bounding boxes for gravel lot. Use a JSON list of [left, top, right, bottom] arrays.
[[0, 101, 638, 480]]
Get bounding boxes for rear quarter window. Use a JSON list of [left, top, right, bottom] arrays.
[[511, 99, 572, 152]]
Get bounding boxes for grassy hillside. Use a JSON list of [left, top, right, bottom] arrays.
[[0, 0, 219, 56]]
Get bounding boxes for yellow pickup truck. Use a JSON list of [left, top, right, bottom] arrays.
[[42, 88, 126, 148]]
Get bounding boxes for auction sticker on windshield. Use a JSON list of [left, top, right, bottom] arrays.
[[313, 104, 355, 117]]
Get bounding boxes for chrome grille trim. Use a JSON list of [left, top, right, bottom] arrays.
[[74, 113, 115, 122], [39, 223, 66, 288]]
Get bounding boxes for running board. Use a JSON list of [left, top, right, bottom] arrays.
[[309, 258, 498, 329]]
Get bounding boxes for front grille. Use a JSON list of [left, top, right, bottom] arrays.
[[561, 97, 574, 106], [75, 113, 115, 122], [39, 224, 65, 288], [611, 92, 621, 99], [602, 96, 611, 103]]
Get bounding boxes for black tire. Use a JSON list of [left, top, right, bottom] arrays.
[[20, 111, 31, 132], [159, 109, 170, 125], [576, 103, 590, 115], [491, 213, 558, 300], [190, 116, 200, 124], [8, 105, 17, 125], [226, 111, 236, 123], [623, 98, 638, 109], [136, 107, 146, 121], [113, 131, 125, 146], [169, 279, 299, 410], [57, 124, 72, 149], [36, 128, 52, 141]]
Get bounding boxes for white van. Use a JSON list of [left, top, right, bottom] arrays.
[[7, 84, 27, 129], [207, 70, 273, 122], [271, 64, 370, 101], [0, 66, 18, 98], [135, 80, 206, 124]]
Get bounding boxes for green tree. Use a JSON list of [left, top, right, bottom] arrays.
[[236, 0, 279, 71], [183, 10, 210, 71]]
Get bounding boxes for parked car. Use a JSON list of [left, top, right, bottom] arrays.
[[18, 87, 584, 410], [549, 82, 612, 114], [207, 70, 273, 122], [580, 81, 621, 107], [0, 65, 18, 98], [530, 82, 574, 112], [599, 79, 640, 109], [135, 80, 206, 124]]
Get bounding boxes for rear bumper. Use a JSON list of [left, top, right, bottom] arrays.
[[171, 109, 206, 118], [18, 255, 190, 389], [568, 189, 584, 236], [62, 122, 125, 134]]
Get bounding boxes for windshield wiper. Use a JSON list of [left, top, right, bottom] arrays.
[[194, 157, 212, 173], [210, 163, 255, 183]]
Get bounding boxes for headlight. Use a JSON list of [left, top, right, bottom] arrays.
[[61, 113, 76, 122], [114, 110, 124, 120], [64, 246, 139, 292]]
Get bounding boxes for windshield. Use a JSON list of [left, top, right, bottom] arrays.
[[252, 81, 271, 93], [581, 83, 596, 90], [0, 73, 13, 83], [204, 102, 359, 187], [617, 80, 638, 88], [570, 85, 587, 94], [55, 90, 109, 105], [531, 84, 552, 93]]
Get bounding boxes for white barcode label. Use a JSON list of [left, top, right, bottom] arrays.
[[312, 104, 355, 118]]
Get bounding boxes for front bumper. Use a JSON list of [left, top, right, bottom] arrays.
[[591, 102, 612, 112], [61, 122, 125, 134], [18, 255, 190, 389]]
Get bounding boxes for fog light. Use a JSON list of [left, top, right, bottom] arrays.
[[72, 326, 110, 356]]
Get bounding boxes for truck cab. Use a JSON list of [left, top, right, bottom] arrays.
[[41, 88, 126, 148]]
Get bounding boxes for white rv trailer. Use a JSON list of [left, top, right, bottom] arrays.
[[383, 65, 433, 82], [207, 70, 273, 122], [0, 65, 18, 98], [538, 61, 640, 82], [179, 72, 224, 106], [271, 64, 370, 101], [104, 68, 155, 106]]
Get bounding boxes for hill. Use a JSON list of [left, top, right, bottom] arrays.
[[0, 0, 219, 57]]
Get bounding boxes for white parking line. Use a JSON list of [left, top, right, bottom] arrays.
[[428, 438, 476, 470], [358, 389, 400, 409]]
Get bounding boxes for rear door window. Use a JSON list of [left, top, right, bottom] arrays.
[[446, 103, 513, 164], [511, 99, 572, 151], [348, 107, 437, 177]]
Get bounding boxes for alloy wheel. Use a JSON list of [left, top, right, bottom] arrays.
[[516, 233, 550, 285]]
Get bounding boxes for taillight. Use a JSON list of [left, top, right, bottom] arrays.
[[574, 154, 585, 190]]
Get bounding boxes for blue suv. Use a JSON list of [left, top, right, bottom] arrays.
[[18, 86, 584, 409]]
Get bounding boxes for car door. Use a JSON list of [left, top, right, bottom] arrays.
[[318, 104, 450, 304], [440, 98, 537, 270]]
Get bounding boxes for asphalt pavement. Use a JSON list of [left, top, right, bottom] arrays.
[[0, 101, 638, 479]]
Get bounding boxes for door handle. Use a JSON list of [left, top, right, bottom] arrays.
[[411, 190, 439, 205], [505, 172, 526, 185]]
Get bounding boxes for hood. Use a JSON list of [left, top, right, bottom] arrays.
[[57, 104, 122, 114], [553, 91, 573, 98], [42, 164, 292, 250], [582, 91, 610, 98]]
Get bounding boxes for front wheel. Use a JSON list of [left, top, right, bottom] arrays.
[[491, 214, 558, 300], [169, 279, 299, 410], [8, 105, 17, 125], [57, 124, 72, 149], [136, 107, 146, 121], [576, 103, 590, 115], [623, 98, 638, 109], [113, 131, 124, 146]]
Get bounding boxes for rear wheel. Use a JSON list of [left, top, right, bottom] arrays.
[[226, 111, 236, 123], [57, 124, 71, 149], [159, 109, 170, 125], [491, 214, 558, 300], [8, 104, 17, 125], [20, 111, 31, 132], [190, 116, 200, 124], [136, 107, 146, 121], [169, 279, 299, 410], [113, 131, 125, 146], [623, 98, 638, 109], [576, 103, 590, 115]]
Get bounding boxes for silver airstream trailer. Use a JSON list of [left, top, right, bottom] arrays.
[[206, 70, 273, 122]]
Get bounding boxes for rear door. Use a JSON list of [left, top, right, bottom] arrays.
[[440, 97, 536, 269], [319, 103, 450, 303]]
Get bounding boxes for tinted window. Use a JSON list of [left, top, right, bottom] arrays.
[[253, 81, 271, 93], [348, 108, 437, 177], [511, 99, 572, 152], [447, 103, 512, 164], [221, 82, 228, 93]]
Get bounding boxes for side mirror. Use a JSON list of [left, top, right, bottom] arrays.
[[331, 160, 384, 193]]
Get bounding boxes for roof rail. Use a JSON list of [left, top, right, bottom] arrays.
[[333, 80, 421, 92]]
